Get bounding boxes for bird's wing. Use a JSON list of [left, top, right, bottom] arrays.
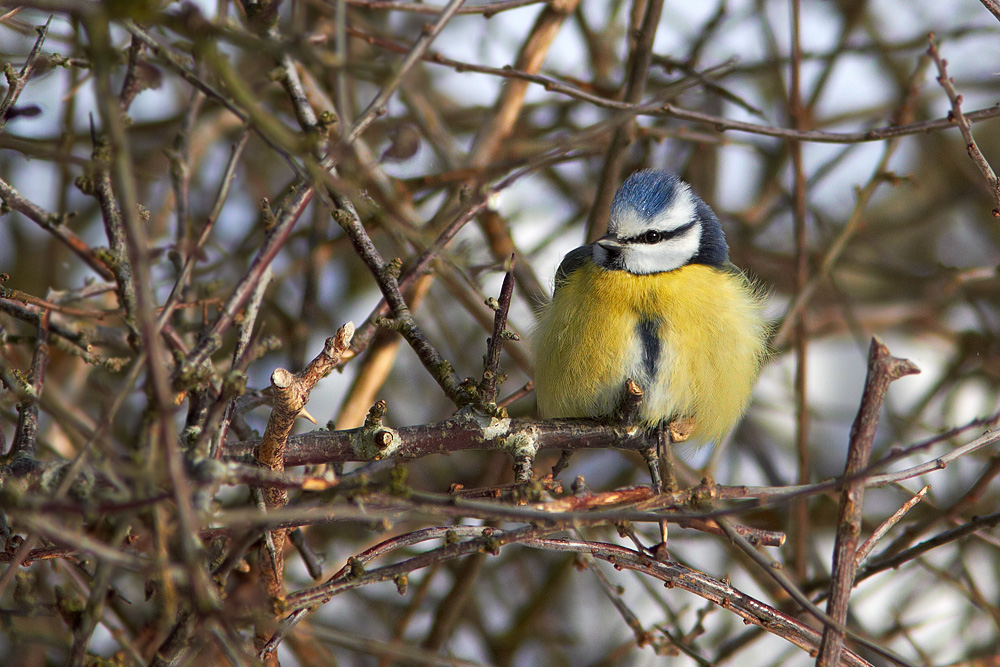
[[553, 245, 594, 293]]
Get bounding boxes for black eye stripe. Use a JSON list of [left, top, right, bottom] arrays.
[[623, 221, 696, 244]]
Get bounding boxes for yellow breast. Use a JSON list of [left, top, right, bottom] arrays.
[[533, 261, 769, 443]]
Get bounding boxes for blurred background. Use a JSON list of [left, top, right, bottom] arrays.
[[1, 1, 999, 665]]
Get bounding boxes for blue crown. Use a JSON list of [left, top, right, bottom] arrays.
[[610, 170, 681, 220]]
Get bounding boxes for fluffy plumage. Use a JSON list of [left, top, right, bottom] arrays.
[[534, 170, 769, 443]]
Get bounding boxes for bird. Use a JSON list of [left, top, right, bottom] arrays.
[[533, 169, 769, 445]]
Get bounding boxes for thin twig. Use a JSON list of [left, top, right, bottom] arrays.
[[772, 139, 897, 348], [88, 131, 140, 340], [346, 0, 543, 15], [526, 534, 879, 667], [157, 127, 251, 333], [0, 177, 114, 279], [332, 198, 467, 405], [344, 23, 1000, 145], [927, 35, 1000, 216], [205, 264, 272, 461], [854, 486, 929, 569], [581, 551, 661, 652], [0, 16, 51, 135], [342, 0, 467, 146], [478, 255, 516, 407], [8, 308, 49, 464], [285, 525, 552, 611], [788, 0, 812, 585], [879, 455, 1000, 559], [854, 510, 1000, 586], [466, 0, 581, 166], [715, 518, 910, 667], [118, 34, 147, 113], [979, 0, 1000, 22], [179, 184, 315, 374], [88, 10, 219, 616]]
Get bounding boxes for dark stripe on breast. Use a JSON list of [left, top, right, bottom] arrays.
[[637, 319, 660, 383]]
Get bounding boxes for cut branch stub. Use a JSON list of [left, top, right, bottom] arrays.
[[253, 322, 356, 646], [256, 321, 356, 477], [616, 378, 645, 426]]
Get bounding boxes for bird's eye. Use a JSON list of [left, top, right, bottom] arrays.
[[642, 230, 661, 244]]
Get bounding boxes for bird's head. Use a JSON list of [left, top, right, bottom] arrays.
[[594, 170, 729, 275]]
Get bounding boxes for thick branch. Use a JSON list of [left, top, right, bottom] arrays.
[[818, 338, 919, 666], [227, 415, 656, 466], [255, 322, 355, 654]]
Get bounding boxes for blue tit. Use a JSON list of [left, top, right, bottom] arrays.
[[533, 169, 769, 444]]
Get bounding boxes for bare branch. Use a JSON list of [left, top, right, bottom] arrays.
[[818, 339, 920, 666], [0, 16, 51, 135], [928, 36, 1000, 217]]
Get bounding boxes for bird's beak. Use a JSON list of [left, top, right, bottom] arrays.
[[596, 236, 622, 251], [595, 235, 624, 266]]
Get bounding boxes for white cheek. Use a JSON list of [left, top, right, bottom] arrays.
[[623, 231, 700, 274]]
